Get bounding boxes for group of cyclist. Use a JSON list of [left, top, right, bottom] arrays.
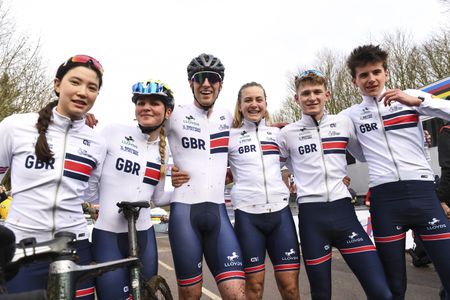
[[0, 43, 449, 300]]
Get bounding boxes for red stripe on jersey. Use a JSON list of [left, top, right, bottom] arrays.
[[322, 142, 347, 149], [211, 137, 229, 148], [383, 115, 418, 126], [261, 144, 279, 151], [145, 168, 160, 181], [64, 160, 93, 176]]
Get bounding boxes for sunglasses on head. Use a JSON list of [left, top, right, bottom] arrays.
[[191, 71, 222, 84], [296, 69, 325, 80], [70, 55, 104, 75]]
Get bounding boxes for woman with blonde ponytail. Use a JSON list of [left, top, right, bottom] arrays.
[[228, 82, 301, 300], [0, 55, 106, 298], [91, 79, 174, 300]]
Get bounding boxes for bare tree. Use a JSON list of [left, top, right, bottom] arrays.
[[273, 28, 450, 122], [272, 49, 360, 122], [419, 27, 450, 84], [0, 1, 53, 122]]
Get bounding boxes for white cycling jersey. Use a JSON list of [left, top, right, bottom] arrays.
[[278, 113, 365, 204], [0, 109, 106, 242], [93, 123, 170, 233], [228, 119, 289, 213], [340, 89, 450, 187], [166, 103, 231, 204]]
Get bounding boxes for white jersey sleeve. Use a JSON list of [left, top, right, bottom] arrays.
[[342, 115, 366, 162], [277, 126, 291, 170], [406, 89, 450, 121]]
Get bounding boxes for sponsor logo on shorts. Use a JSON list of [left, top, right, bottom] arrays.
[[224, 251, 243, 267], [427, 217, 447, 230], [282, 248, 299, 261], [346, 231, 364, 244]]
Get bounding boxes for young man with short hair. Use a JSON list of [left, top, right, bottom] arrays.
[[342, 44, 450, 299], [278, 70, 392, 300], [167, 53, 245, 300]]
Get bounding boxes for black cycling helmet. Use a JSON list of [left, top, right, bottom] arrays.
[[187, 53, 225, 80], [131, 80, 175, 110]]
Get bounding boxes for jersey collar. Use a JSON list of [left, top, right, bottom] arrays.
[[242, 118, 266, 129], [361, 88, 387, 106], [299, 111, 329, 127], [52, 107, 86, 131]]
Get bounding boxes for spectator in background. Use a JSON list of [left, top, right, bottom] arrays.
[[437, 122, 450, 219], [437, 121, 450, 300], [0, 184, 7, 202], [0, 184, 11, 220]]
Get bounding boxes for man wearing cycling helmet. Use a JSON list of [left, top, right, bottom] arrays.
[[91, 80, 174, 300], [167, 54, 245, 300]]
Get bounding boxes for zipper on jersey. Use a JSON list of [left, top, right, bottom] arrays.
[[51, 122, 72, 237], [314, 119, 330, 202], [374, 97, 401, 181], [205, 113, 212, 198], [255, 124, 270, 208]]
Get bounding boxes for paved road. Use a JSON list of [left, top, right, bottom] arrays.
[[155, 232, 442, 300]]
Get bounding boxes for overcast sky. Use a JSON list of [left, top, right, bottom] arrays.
[[4, 0, 449, 130]]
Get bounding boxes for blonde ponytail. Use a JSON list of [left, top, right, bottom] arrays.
[[158, 125, 167, 177]]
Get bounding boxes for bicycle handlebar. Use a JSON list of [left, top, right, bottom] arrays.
[[48, 257, 139, 284], [10, 232, 76, 266]]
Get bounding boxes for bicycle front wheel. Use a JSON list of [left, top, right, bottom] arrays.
[[144, 275, 173, 300]]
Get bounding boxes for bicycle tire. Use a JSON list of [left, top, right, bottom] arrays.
[[144, 275, 173, 300]]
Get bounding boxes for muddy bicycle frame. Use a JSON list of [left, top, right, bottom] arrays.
[[10, 201, 151, 300]]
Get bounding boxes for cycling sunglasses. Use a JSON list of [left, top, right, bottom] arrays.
[[191, 71, 223, 84], [70, 55, 104, 75], [296, 69, 325, 79]]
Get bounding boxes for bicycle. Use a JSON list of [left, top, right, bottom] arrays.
[[0, 201, 173, 300]]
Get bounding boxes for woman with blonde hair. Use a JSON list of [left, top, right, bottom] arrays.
[[91, 79, 174, 300], [228, 82, 301, 300]]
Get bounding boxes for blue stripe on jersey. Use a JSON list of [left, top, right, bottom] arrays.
[[381, 109, 417, 119], [63, 170, 89, 182]]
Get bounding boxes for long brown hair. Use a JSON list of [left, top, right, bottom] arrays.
[[35, 100, 59, 162], [232, 82, 272, 128]]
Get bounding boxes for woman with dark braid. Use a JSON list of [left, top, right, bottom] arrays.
[[0, 55, 106, 298], [91, 79, 174, 300]]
